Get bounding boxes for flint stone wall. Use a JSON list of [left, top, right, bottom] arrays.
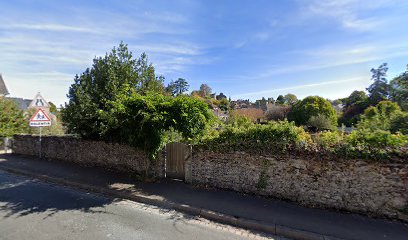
[[191, 150, 408, 221], [12, 135, 164, 178]]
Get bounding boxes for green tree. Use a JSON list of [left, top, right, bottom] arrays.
[[390, 112, 408, 134], [338, 90, 369, 127], [287, 96, 337, 129], [62, 42, 165, 139], [389, 65, 408, 111], [0, 97, 27, 137], [276, 95, 285, 105], [218, 98, 230, 111], [199, 84, 212, 98], [48, 102, 58, 113], [367, 63, 389, 105], [358, 101, 402, 131], [165, 80, 177, 96], [283, 93, 298, 105], [173, 78, 189, 95]]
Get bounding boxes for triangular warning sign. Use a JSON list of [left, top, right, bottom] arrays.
[[29, 108, 51, 127]]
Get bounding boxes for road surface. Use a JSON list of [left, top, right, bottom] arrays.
[[0, 170, 281, 240]]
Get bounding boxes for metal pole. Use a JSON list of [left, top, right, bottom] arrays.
[[39, 126, 42, 159]]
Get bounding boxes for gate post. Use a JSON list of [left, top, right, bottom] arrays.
[[184, 144, 192, 184]]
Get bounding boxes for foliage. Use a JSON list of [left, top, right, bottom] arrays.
[[98, 93, 215, 158], [357, 101, 402, 131], [367, 63, 389, 105], [166, 78, 189, 96], [344, 129, 408, 159], [389, 65, 408, 111], [275, 95, 285, 105], [283, 93, 298, 105], [226, 111, 253, 129], [218, 98, 230, 111], [48, 102, 58, 113], [307, 114, 336, 131], [314, 131, 343, 149], [62, 42, 165, 139], [287, 96, 337, 129], [390, 112, 408, 135], [202, 120, 312, 153], [108, 93, 215, 158], [199, 84, 212, 97], [265, 105, 291, 121], [0, 97, 27, 137]]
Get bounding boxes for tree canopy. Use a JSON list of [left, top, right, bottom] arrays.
[[287, 96, 337, 129], [367, 63, 389, 105], [61, 43, 214, 157], [166, 78, 189, 96], [0, 97, 27, 137], [389, 65, 408, 111]]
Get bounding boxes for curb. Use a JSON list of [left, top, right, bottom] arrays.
[[0, 165, 344, 240]]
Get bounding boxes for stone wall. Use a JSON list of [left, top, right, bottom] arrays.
[[191, 150, 408, 221], [12, 135, 408, 221], [13, 135, 165, 178]]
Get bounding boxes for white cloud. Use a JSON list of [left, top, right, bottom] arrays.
[[2, 23, 101, 34], [233, 76, 367, 99], [304, 0, 391, 31]]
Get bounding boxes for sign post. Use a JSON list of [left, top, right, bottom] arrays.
[[29, 108, 51, 158]]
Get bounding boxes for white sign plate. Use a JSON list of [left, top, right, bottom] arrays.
[[29, 108, 52, 127]]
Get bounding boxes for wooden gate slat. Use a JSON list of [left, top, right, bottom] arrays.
[[166, 142, 189, 180]]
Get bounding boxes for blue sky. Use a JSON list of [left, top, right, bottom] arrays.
[[1, 0, 408, 105]]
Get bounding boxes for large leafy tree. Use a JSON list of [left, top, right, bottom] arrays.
[[367, 63, 389, 105], [287, 96, 337, 129], [389, 65, 408, 111], [283, 93, 298, 105], [199, 84, 212, 98], [338, 90, 369, 126], [275, 95, 285, 105], [0, 97, 27, 137], [166, 78, 189, 96], [62, 42, 165, 139]]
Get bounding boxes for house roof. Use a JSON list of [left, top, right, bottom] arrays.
[[8, 97, 32, 110], [0, 74, 9, 96]]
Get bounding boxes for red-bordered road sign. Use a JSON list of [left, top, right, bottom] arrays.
[[29, 108, 52, 127]]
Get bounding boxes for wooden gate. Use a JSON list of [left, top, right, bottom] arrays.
[[166, 142, 190, 180]]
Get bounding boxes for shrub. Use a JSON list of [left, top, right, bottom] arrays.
[[358, 101, 402, 131], [106, 93, 216, 158], [343, 129, 408, 159], [307, 114, 336, 131], [265, 105, 291, 121], [314, 131, 343, 149], [390, 112, 408, 134], [203, 120, 312, 153], [287, 96, 337, 129]]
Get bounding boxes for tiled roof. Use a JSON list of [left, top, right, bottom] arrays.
[[8, 97, 32, 110], [0, 74, 9, 96]]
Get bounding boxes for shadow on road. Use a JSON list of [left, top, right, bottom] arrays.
[[0, 170, 115, 219]]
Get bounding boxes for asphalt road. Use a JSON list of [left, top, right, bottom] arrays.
[[0, 170, 280, 240]]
